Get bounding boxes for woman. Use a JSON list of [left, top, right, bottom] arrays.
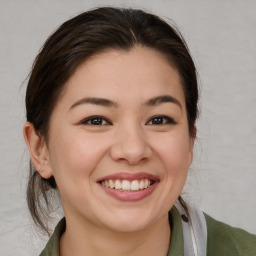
[[23, 7, 255, 256]]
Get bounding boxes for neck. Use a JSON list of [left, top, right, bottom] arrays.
[[60, 214, 171, 256]]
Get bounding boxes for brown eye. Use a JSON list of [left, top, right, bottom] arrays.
[[81, 116, 111, 126], [147, 115, 177, 125], [151, 117, 164, 125]]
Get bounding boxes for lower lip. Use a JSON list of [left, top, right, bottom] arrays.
[[99, 182, 158, 201]]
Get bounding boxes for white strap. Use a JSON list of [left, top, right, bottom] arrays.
[[174, 201, 207, 256]]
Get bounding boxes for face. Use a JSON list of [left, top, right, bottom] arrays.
[[45, 46, 194, 232]]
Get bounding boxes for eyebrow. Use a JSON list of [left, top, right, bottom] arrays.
[[144, 95, 182, 109], [69, 95, 182, 110], [70, 97, 119, 109]]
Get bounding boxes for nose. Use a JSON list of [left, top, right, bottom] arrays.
[[109, 125, 152, 165]]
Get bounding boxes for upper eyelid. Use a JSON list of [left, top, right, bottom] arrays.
[[146, 115, 176, 123], [80, 115, 112, 125], [79, 114, 176, 125]]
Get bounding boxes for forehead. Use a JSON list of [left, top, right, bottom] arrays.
[[58, 46, 185, 108]]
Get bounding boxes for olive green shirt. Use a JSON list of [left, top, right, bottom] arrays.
[[39, 207, 256, 256]]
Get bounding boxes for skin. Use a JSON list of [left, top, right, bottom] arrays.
[[24, 46, 195, 256]]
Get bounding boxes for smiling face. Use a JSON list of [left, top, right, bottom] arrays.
[[43, 46, 194, 232]]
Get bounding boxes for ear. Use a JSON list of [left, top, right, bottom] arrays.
[[23, 122, 53, 179], [188, 125, 197, 165]]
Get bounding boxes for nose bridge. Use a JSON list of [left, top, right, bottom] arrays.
[[110, 121, 151, 164]]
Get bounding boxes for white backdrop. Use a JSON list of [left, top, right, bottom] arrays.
[[0, 0, 255, 255]]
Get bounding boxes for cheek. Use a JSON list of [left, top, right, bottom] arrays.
[[48, 130, 108, 182], [153, 131, 192, 176]]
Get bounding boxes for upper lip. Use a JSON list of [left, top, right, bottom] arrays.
[[97, 172, 159, 182]]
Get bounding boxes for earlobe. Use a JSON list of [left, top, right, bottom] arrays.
[[23, 122, 53, 179]]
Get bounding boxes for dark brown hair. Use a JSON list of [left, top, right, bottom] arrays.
[[25, 7, 198, 234]]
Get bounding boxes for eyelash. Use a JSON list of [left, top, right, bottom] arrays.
[[146, 115, 177, 125], [80, 115, 112, 126], [80, 115, 177, 126]]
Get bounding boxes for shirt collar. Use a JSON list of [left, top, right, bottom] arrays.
[[39, 206, 184, 256]]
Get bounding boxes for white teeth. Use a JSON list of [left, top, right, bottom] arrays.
[[131, 180, 139, 191], [115, 180, 122, 190], [101, 179, 152, 191], [139, 180, 145, 190], [121, 180, 131, 191], [109, 179, 115, 188]]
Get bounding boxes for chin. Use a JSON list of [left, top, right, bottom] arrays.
[[98, 208, 162, 233], [107, 220, 151, 233]]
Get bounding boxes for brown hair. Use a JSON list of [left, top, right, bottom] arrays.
[[25, 7, 198, 234]]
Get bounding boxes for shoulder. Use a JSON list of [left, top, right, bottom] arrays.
[[204, 213, 256, 256], [39, 218, 66, 256]]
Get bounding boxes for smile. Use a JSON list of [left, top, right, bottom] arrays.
[[100, 179, 153, 191], [97, 172, 159, 201]]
